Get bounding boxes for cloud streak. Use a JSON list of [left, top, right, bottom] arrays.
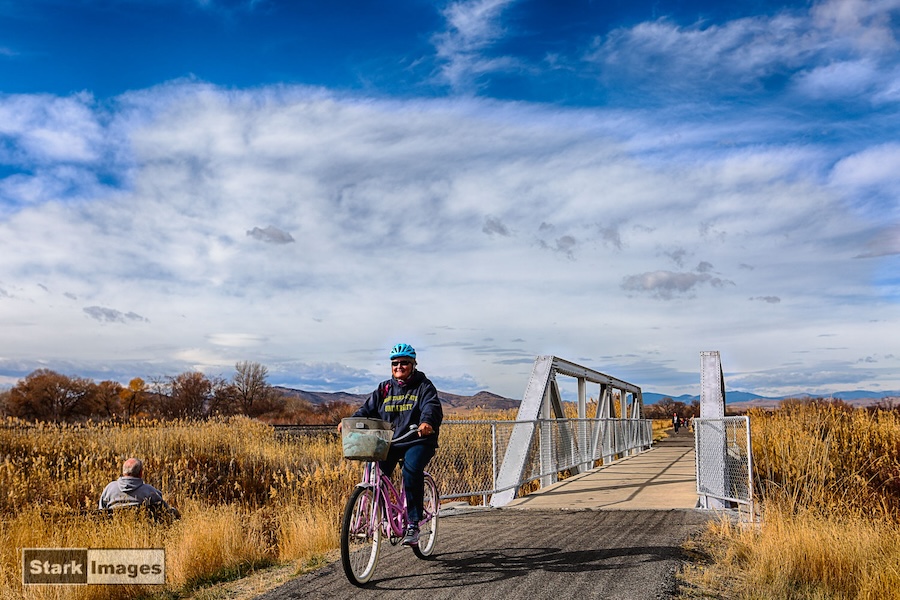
[[432, 0, 520, 92], [621, 270, 735, 300]]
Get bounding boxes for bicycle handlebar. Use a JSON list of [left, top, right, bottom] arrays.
[[392, 425, 421, 443]]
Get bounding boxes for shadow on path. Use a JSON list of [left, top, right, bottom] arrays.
[[256, 507, 714, 600]]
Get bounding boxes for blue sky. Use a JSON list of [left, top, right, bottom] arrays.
[[1, 0, 898, 400]]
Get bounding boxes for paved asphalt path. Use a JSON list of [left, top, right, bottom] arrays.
[[254, 507, 712, 600]]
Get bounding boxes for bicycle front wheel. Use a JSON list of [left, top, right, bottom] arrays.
[[412, 473, 439, 558], [340, 486, 383, 586]]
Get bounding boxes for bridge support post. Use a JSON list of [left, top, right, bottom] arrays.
[[697, 351, 735, 510]]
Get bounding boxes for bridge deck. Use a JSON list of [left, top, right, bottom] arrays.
[[503, 428, 697, 510]]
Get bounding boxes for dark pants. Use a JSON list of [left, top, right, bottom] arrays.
[[380, 442, 436, 525]]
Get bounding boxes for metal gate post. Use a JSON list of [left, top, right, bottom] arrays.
[[698, 351, 732, 510]]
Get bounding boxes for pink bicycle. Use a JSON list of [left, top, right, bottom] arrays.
[[339, 419, 440, 586]]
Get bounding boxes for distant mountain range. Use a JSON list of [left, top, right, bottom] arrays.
[[274, 387, 519, 412], [276, 386, 900, 413], [642, 390, 900, 410]]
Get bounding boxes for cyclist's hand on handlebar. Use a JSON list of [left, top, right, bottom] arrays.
[[418, 422, 433, 437]]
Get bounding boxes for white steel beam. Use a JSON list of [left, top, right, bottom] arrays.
[[491, 355, 643, 507]]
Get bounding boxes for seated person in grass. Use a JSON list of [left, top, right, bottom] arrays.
[[99, 457, 180, 519]]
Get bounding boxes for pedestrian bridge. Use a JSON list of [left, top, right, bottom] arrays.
[[432, 355, 656, 508], [432, 353, 751, 514]]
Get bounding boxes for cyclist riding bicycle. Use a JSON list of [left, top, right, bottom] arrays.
[[340, 343, 443, 546]]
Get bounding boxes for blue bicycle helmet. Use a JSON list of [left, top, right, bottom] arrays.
[[389, 343, 416, 360]]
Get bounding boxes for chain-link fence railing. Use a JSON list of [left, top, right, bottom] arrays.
[[694, 416, 753, 517], [431, 418, 653, 505]]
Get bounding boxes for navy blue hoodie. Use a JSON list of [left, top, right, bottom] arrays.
[[352, 370, 443, 449]]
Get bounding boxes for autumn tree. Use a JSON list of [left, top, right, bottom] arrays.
[[118, 377, 150, 420], [94, 380, 124, 419], [275, 396, 354, 425], [644, 397, 691, 420], [225, 361, 285, 417], [156, 372, 215, 419], [6, 369, 100, 422], [146, 376, 170, 417]]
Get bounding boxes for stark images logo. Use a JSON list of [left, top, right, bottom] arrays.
[[22, 548, 165, 585]]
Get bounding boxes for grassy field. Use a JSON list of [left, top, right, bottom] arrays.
[[0, 413, 544, 599], [0, 416, 355, 599], [682, 401, 900, 600], [5, 403, 897, 599]]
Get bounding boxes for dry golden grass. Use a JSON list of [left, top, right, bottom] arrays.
[[0, 414, 527, 598], [682, 402, 900, 600], [1, 403, 652, 599], [0, 416, 354, 513], [24, 402, 897, 599], [652, 418, 672, 440], [0, 417, 358, 599], [685, 508, 900, 600], [2, 507, 168, 600], [749, 402, 900, 516]]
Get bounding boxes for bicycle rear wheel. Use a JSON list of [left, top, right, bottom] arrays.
[[412, 473, 439, 558], [340, 486, 383, 586]]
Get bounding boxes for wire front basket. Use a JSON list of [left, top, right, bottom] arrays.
[[341, 418, 394, 461]]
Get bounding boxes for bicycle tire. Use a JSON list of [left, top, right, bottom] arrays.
[[340, 486, 382, 586], [412, 473, 439, 558]]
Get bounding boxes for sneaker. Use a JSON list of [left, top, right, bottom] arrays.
[[401, 525, 420, 546]]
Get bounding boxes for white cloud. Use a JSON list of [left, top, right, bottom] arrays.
[[854, 226, 900, 258], [0, 92, 104, 164], [586, 13, 812, 92], [0, 92, 127, 213], [0, 79, 898, 397], [811, 0, 900, 52], [584, 0, 900, 102], [207, 333, 268, 348], [792, 59, 880, 99], [830, 143, 900, 189], [432, 0, 520, 92], [829, 143, 900, 223]]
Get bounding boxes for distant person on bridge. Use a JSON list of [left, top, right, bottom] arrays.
[[339, 343, 443, 546], [673, 412, 680, 433]]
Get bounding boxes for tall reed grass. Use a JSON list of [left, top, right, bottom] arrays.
[[686, 401, 900, 600], [1, 413, 526, 598], [0, 417, 357, 599], [3, 406, 660, 598]]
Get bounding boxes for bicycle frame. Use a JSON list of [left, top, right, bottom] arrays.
[[340, 425, 440, 586], [360, 461, 400, 539], [359, 460, 438, 541]]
